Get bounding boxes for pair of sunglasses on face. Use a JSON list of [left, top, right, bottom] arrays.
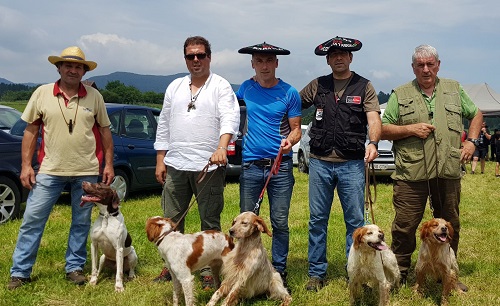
[[184, 53, 208, 61]]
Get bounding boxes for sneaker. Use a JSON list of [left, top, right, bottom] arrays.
[[278, 271, 291, 294], [66, 270, 86, 285], [7, 276, 31, 290], [153, 267, 172, 283], [201, 275, 215, 290], [457, 280, 469, 292], [305, 277, 325, 292]]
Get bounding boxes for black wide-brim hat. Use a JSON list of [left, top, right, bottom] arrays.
[[238, 42, 290, 55], [314, 36, 362, 56]]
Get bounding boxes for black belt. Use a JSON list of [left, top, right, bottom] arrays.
[[252, 156, 291, 167]]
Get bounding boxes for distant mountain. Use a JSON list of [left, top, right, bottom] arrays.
[[1, 72, 240, 93], [88, 71, 188, 93], [0, 78, 13, 84]]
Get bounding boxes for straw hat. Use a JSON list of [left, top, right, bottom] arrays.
[[48, 46, 97, 71]]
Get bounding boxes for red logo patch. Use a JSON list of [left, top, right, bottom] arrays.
[[346, 96, 362, 104]]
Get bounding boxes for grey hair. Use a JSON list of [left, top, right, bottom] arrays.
[[412, 45, 439, 63]]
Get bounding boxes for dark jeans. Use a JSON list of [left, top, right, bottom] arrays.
[[391, 178, 461, 276]]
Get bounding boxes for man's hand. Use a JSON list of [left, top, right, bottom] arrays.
[[364, 144, 379, 164], [461, 141, 476, 162], [210, 147, 228, 166], [411, 123, 436, 139]]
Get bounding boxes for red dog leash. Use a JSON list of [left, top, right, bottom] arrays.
[[253, 146, 283, 214]]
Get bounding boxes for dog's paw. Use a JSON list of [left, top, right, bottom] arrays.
[[89, 277, 98, 286], [115, 285, 124, 292]]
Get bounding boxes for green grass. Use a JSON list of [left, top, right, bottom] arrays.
[[1, 166, 500, 306]]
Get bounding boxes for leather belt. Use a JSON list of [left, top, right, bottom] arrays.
[[252, 156, 291, 167]]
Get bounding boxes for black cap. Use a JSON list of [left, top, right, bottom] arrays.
[[314, 36, 362, 55], [238, 42, 290, 55]]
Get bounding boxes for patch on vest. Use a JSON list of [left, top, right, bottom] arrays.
[[346, 96, 361, 104]]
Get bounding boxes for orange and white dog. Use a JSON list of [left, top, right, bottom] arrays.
[[347, 224, 400, 306], [415, 218, 462, 305], [207, 212, 291, 306], [145, 216, 234, 306]]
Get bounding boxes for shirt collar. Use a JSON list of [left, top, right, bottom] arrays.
[[53, 80, 88, 98]]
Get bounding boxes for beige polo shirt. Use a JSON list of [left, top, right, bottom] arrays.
[[22, 81, 111, 176]]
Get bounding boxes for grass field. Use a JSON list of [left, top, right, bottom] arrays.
[[1, 164, 499, 305]]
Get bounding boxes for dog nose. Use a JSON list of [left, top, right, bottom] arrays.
[[378, 233, 384, 240], [229, 229, 234, 236], [440, 227, 447, 232]]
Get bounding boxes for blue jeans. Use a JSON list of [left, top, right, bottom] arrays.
[[239, 158, 294, 274], [10, 174, 98, 278], [308, 158, 365, 279]]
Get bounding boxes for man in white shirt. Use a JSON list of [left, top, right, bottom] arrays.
[[153, 36, 240, 288]]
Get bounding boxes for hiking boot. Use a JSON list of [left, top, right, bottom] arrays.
[[201, 275, 215, 290], [305, 277, 325, 292], [66, 270, 86, 285], [457, 280, 469, 292], [7, 276, 31, 290], [153, 267, 172, 282], [278, 271, 291, 294]]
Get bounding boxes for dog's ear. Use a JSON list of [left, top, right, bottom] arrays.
[[145, 218, 161, 242], [254, 215, 272, 237], [419, 220, 432, 241], [446, 221, 454, 241], [352, 227, 365, 249], [111, 190, 120, 209]]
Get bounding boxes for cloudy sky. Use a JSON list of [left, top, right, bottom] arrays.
[[1, 0, 499, 93]]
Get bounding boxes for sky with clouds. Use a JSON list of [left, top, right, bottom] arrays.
[[1, 0, 499, 94]]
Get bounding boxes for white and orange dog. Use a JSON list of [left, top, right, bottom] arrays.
[[415, 218, 462, 305], [347, 224, 400, 306], [81, 181, 138, 292], [207, 212, 291, 306], [145, 216, 234, 306]]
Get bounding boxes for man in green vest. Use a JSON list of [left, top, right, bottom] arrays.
[[381, 44, 482, 292]]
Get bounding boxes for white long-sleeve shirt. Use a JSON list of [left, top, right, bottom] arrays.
[[154, 72, 240, 171]]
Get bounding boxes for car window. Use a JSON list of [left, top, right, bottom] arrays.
[[108, 111, 121, 135], [0, 108, 22, 131], [124, 109, 154, 139]]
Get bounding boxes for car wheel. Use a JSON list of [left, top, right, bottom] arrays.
[[0, 176, 21, 224], [111, 169, 129, 201], [298, 151, 309, 174]]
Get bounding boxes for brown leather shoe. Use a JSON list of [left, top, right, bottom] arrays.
[[66, 270, 86, 285], [153, 267, 172, 282], [7, 276, 31, 290]]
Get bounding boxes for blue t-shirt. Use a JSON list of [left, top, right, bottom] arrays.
[[236, 79, 301, 162]]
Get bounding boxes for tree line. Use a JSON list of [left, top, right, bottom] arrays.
[[0, 81, 390, 108]]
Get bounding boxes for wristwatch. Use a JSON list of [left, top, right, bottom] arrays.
[[368, 141, 379, 150], [467, 138, 480, 146]]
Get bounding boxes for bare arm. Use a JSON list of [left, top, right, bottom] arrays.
[[282, 117, 302, 154], [155, 150, 167, 184], [461, 110, 483, 161], [99, 126, 114, 185], [20, 124, 39, 189], [210, 133, 233, 166], [381, 122, 436, 141], [365, 111, 381, 163]]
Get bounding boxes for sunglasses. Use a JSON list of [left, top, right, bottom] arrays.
[[184, 53, 208, 60]]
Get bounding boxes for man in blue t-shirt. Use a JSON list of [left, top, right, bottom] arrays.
[[236, 42, 302, 291]]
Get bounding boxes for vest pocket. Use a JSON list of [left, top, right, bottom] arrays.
[[442, 147, 462, 178], [444, 102, 462, 133], [398, 99, 416, 125], [396, 145, 425, 180]]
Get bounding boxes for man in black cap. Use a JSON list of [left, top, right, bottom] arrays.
[[300, 36, 381, 291], [237, 42, 302, 291]]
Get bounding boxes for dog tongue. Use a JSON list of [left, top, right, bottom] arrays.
[[376, 243, 388, 250], [438, 234, 448, 242]]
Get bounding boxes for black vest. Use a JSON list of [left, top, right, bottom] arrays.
[[309, 72, 369, 159]]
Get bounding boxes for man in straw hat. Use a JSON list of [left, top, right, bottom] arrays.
[[300, 36, 381, 291], [153, 36, 240, 289], [8, 46, 114, 289], [236, 42, 302, 291]]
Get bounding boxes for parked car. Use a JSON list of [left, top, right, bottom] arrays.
[[0, 105, 22, 133], [0, 130, 31, 224], [297, 122, 395, 176], [291, 125, 309, 166], [10, 103, 162, 202]]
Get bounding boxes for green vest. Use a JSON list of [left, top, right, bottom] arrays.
[[391, 78, 463, 181]]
